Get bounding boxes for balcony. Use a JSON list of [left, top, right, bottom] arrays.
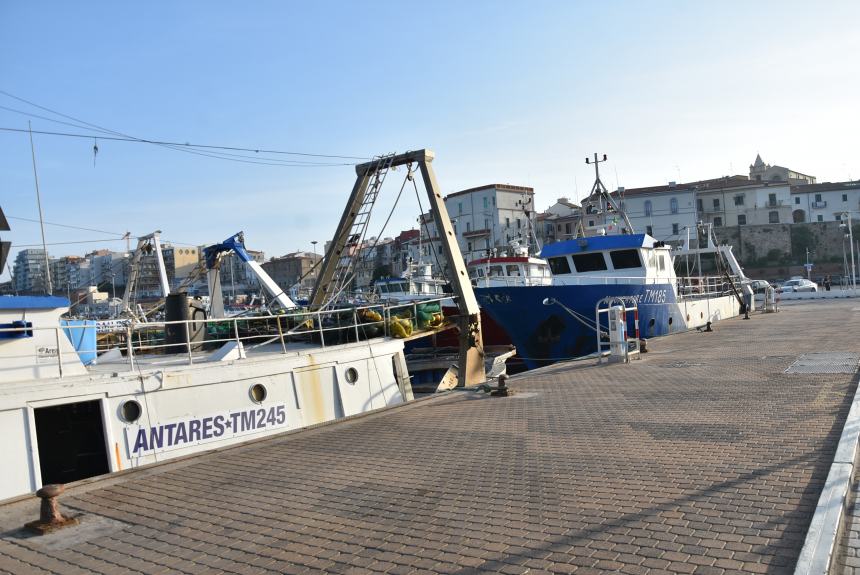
[[812, 200, 827, 209], [701, 205, 724, 213], [462, 228, 490, 238], [765, 199, 784, 208]]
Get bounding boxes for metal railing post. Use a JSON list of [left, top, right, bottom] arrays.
[[353, 308, 360, 341], [318, 311, 326, 348], [233, 318, 241, 351], [54, 328, 64, 379], [185, 320, 194, 365], [275, 315, 288, 354], [126, 323, 135, 371]]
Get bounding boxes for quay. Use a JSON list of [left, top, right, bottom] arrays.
[[1, 300, 859, 574]]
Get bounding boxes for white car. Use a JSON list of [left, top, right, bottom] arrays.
[[778, 279, 818, 293]]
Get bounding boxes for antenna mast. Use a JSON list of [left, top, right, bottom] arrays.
[[583, 153, 634, 234], [28, 121, 53, 295]]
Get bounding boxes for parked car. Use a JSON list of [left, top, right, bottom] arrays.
[[778, 278, 818, 293], [748, 279, 772, 294]]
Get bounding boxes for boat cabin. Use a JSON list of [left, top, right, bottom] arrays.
[[467, 256, 552, 288], [539, 234, 676, 284]]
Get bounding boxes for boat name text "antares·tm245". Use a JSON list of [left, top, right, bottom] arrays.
[[126, 404, 289, 457]]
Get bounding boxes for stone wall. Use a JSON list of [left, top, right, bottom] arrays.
[[714, 221, 854, 266]]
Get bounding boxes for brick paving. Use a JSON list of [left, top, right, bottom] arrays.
[[0, 300, 858, 574]]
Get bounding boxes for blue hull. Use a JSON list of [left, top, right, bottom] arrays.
[[476, 283, 679, 370]]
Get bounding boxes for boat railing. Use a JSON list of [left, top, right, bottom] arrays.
[[0, 296, 456, 379], [675, 275, 739, 298]]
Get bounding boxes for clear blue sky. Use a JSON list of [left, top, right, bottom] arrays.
[[2, 1, 859, 280]]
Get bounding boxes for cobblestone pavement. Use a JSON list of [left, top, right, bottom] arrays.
[[1, 301, 858, 574]]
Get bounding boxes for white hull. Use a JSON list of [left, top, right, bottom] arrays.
[[0, 300, 411, 501]]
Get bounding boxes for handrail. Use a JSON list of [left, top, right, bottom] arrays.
[[0, 295, 458, 378]]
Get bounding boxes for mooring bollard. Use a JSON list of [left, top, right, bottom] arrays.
[[25, 484, 79, 534], [491, 373, 510, 397]]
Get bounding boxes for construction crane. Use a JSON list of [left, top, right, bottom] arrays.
[[202, 232, 296, 318]]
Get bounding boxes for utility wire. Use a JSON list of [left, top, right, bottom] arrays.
[[7, 215, 128, 237], [0, 126, 356, 167], [0, 89, 368, 161]]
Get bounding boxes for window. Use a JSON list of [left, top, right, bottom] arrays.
[[466, 221, 471, 232], [506, 217, 511, 227], [467, 241, 472, 252], [713, 217, 722, 227], [610, 249, 641, 269], [548, 256, 571, 275], [713, 198, 720, 209], [768, 193, 776, 205], [453, 223, 457, 235], [795, 196, 800, 204], [588, 220, 595, 226], [670, 198, 678, 214], [815, 193, 822, 202], [556, 224, 561, 232], [571, 252, 608, 272], [738, 214, 747, 225], [506, 265, 521, 277], [843, 194, 849, 202], [672, 223, 679, 235], [483, 197, 488, 209], [697, 198, 703, 212], [516, 218, 522, 229], [769, 211, 779, 223], [755, 175, 762, 181], [646, 225, 653, 235], [734, 195, 745, 206], [644, 200, 652, 216], [657, 255, 666, 271], [817, 215, 824, 222], [564, 223, 571, 235], [458, 202, 463, 214], [492, 197, 496, 206], [484, 218, 490, 230]]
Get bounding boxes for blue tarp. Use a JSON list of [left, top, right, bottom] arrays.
[[0, 295, 70, 309], [60, 319, 97, 365]]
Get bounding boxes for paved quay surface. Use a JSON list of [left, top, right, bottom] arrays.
[[1, 300, 859, 575]]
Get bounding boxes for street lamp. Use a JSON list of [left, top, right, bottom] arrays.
[[841, 212, 856, 290]]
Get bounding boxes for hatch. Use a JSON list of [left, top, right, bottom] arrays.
[[34, 400, 110, 485]]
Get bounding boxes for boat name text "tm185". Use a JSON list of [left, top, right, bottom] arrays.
[[125, 404, 288, 457]]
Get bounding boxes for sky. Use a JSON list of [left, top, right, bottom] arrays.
[[2, 1, 859, 281]]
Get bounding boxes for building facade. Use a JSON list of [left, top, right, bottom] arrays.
[[790, 181, 860, 223], [12, 249, 50, 294], [749, 154, 816, 185], [261, 252, 322, 293]]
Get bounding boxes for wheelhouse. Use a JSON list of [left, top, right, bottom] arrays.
[[467, 256, 552, 288], [539, 234, 675, 284]]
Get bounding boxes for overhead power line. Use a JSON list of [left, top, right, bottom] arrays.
[[0, 89, 369, 164], [7, 215, 128, 237]]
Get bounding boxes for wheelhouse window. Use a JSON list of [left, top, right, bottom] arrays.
[[571, 252, 608, 272], [548, 257, 571, 275], [488, 265, 504, 277], [609, 249, 642, 270], [506, 265, 521, 276]]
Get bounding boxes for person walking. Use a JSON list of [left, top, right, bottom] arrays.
[[824, 274, 832, 291]]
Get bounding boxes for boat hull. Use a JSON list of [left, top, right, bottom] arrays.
[[476, 283, 741, 369]]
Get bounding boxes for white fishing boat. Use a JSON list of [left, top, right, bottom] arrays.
[[0, 149, 490, 502]]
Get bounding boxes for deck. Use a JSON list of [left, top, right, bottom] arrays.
[[0, 299, 858, 574]]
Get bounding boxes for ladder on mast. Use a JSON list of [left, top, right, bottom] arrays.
[[323, 154, 394, 307]]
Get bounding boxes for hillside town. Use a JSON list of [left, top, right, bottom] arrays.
[[3, 154, 857, 315]]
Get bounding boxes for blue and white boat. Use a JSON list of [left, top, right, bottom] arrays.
[[476, 231, 747, 369]]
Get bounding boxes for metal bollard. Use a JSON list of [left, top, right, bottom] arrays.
[[25, 484, 79, 534], [491, 373, 511, 397]]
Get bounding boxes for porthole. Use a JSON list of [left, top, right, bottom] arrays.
[[249, 383, 267, 403], [120, 400, 142, 423], [345, 367, 359, 385]]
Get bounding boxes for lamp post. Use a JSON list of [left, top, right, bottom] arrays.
[[310, 240, 318, 279], [841, 212, 856, 290]]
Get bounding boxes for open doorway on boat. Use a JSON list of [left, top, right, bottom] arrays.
[[34, 400, 109, 485]]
